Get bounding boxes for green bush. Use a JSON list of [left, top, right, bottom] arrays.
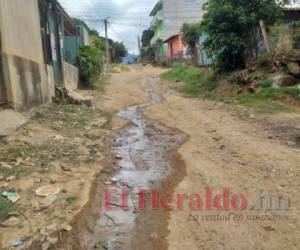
[[78, 45, 104, 87], [258, 53, 274, 71], [259, 80, 273, 88], [289, 21, 300, 49]]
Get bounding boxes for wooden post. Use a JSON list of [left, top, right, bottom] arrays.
[[259, 20, 270, 53]]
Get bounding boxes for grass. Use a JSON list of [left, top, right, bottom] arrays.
[[91, 77, 107, 91], [0, 141, 80, 179], [84, 144, 101, 164], [34, 104, 111, 133], [35, 104, 97, 129], [0, 196, 15, 222], [64, 195, 79, 204], [162, 64, 217, 96], [235, 94, 292, 112], [235, 85, 300, 112]]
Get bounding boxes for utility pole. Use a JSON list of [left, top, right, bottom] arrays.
[[104, 18, 110, 64], [137, 35, 142, 61], [259, 20, 270, 53]]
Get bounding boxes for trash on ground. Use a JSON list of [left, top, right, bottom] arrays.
[[9, 239, 24, 247], [0, 217, 20, 227], [35, 185, 61, 197], [2, 191, 21, 203]]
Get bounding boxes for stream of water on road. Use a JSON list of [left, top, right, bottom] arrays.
[[88, 77, 186, 250]]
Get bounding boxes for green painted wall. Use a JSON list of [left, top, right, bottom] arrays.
[[64, 36, 78, 65]]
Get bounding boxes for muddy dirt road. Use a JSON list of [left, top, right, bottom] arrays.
[[64, 65, 300, 250]]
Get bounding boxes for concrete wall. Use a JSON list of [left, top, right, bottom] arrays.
[[63, 61, 78, 91], [162, 0, 206, 41], [47, 65, 55, 98], [0, 56, 7, 104], [0, 0, 52, 110]]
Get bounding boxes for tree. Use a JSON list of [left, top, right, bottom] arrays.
[[90, 35, 106, 52], [90, 29, 99, 37], [78, 45, 104, 86], [181, 22, 201, 65], [141, 29, 155, 47], [141, 46, 155, 62], [201, 0, 290, 71], [112, 41, 127, 63]]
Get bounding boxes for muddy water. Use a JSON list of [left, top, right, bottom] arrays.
[[88, 77, 186, 250]]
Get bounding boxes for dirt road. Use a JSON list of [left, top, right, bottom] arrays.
[[1, 64, 299, 249], [62, 64, 300, 250]]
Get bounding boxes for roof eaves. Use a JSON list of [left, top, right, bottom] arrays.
[[150, 0, 163, 17]]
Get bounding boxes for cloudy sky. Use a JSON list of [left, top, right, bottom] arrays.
[[59, 0, 158, 54]]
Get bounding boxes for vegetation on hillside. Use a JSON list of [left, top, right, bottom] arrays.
[[201, 0, 291, 71], [163, 64, 300, 112]]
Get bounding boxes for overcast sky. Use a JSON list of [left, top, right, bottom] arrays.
[[59, 0, 158, 54]]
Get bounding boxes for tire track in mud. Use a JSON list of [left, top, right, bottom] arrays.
[[59, 76, 187, 250]]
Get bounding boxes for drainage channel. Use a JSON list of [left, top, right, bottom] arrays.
[[87, 77, 186, 250]]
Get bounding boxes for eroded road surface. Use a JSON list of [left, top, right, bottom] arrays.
[[63, 65, 300, 250], [88, 77, 186, 249]]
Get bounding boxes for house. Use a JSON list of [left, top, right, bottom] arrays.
[[0, 0, 53, 110], [41, 0, 80, 91], [78, 24, 90, 46], [163, 0, 206, 60], [149, 0, 206, 61], [64, 23, 90, 65], [0, 0, 81, 111], [164, 35, 184, 60], [149, 1, 166, 60]]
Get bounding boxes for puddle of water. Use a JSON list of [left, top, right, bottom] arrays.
[[88, 77, 185, 250]]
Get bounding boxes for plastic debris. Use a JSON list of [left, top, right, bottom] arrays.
[[6, 176, 16, 181], [111, 178, 118, 184], [39, 195, 58, 208], [35, 185, 61, 197], [1, 217, 20, 227], [9, 239, 24, 247], [61, 224, 72, 232], [2, 191, 21, 203]]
